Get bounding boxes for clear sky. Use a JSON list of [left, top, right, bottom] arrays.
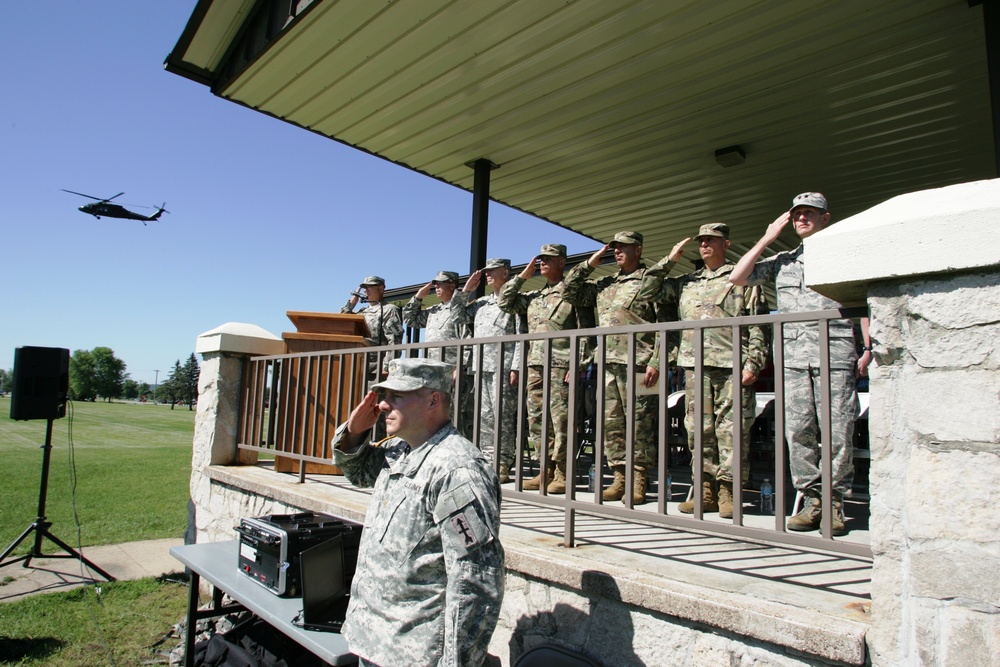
[[1, 3, 592, 386]]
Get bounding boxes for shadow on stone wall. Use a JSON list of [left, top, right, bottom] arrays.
[[508, 570, 641, 667]]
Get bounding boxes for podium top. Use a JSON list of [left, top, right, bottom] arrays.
[[286, 311, 370, 337]]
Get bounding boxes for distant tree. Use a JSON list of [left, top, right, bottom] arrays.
[[163, 360, 183, 410], [69, 349, 98, 401], [181, 353, 200, 410], [92, 347, 127, 401], [0, 367, 11, 393], [123, 379, 140, 400], [138, 382, 152, 401], [69, 347, 127, 401]]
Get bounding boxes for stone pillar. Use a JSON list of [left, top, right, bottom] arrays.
[[189, 323, 284, 543], [806, 179, 1000, 666]]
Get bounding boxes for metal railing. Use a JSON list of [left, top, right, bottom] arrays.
[[236, 307, 871, 558]]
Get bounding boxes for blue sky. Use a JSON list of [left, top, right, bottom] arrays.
[[1, 3, 591, 386]]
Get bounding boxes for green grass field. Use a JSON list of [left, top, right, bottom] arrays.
[[0, 399, 193, 552], [0, 398, 195, 665]]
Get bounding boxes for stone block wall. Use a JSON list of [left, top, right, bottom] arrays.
[[494, 571, 841, 667], [866, 270, 1000, 665]]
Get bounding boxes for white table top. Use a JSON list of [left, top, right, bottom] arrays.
[[171, 540, 357, 666]]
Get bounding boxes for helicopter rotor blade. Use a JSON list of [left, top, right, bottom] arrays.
[[61, 189, 126, 203], [61, 189, 103, 201]]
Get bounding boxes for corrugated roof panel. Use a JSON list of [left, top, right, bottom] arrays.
[[170, 0, 993, 266]]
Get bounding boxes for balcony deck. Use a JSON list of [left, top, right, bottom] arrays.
[[206, 461, 871, 664]]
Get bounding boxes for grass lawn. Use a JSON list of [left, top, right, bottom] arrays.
[[0, 398, 193, 552], [0, 576, 190, 666], [0, 398, 195, 665]]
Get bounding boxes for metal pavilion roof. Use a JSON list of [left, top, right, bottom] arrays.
[[166, 0, 995, 272]]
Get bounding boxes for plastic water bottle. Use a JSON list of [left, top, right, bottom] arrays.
[[588, 464, 596, 492], [760, 478, 774, 515]]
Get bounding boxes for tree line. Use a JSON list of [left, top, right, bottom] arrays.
[[0, 348, 200, 410]]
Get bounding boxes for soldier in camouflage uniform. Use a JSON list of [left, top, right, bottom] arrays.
[[461, 258, 526, 484], [332, 358, 504, 667], [341, 275, 405, 440], [658, 224, 769, 519], [563, 231, 678, 505], [498, 244, 594, 494], [403, 270, 473, 434], [340, 275, 405, 350], [731, 193, 872, 535]]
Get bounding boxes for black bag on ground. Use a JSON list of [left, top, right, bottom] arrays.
[[193, 616, 324, 667]]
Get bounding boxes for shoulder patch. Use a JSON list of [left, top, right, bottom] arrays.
[[432, 482, 476, 523]]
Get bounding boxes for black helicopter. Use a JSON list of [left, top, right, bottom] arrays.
[[62, 190, 168, 225]]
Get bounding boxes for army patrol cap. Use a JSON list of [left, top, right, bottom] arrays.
[[611, 231, 643, 246], [538, 244, 567, 258], [432, 270, 460, 284], [483, 258, 511, 270], [372, 358, 454, 395], [359, 275, 385, 287], [695, 223, 730, 240], [791, 192, 828, 212]]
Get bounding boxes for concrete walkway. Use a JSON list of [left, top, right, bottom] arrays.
[[0, 538, 186, 603]]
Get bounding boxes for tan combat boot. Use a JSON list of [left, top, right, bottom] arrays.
[[832, 495, 847, 536], [602, 466, 627, 501], [498, 464, 510, 484], [717, 481, 734, 519], [631, 468, 648, 505], [787, 492, 821, 531], [547, 460, 567, 494], [679, 478, 719, 514], [522, 460, 555, 491]]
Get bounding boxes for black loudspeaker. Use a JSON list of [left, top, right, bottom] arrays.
[[10, 346, 69, 421]]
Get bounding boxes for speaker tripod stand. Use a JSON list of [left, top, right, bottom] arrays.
[[0, 418, 115, 581]]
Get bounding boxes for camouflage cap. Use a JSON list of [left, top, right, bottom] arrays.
[[483, 258, 511, 270], [694, 223, 729, 240], [791, 192, 828, 211], [432, 270, 460, 284], [359, 275, 385, 287], [538, 243, 567, 257], [611, 231, 643, 245], [371, 358, 454, 395]]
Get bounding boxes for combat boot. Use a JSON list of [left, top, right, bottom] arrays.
[[832, 495, 847, 536], [522, 460, 555, 491], [602, 466, 627, 501], [631, 468, 648, 505], [679, 478, 719, 514], [498, 464, 510, 484], [717, 481, 734, 519], [787, 491, 822, 531], [547, 460, 567, 494]]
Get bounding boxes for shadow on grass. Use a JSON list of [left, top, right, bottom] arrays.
[[0, 636, 66, 662]]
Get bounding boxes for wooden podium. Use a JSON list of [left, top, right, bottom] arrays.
[[274, 311, 370, 475]]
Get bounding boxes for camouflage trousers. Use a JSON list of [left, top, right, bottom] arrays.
[[603, 363, 657, 470], [785, 367, 857, 497], [683, 367, 754, 483], [526, 365, 569, 463], [476, 371, 518, 468]]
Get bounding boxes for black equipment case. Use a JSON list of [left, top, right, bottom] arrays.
[[234, 512, 362, 597]]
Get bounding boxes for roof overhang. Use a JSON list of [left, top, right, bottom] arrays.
[[166, 0, 996, 267]]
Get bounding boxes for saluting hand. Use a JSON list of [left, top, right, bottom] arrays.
[[416, 281, 434, 299], [668, 237, 692, 263], [762, 211, 792, 246], [588, 244, 611, 268], [520, 256, 539, 280], [463, 270, 482, 293], [346, 391, 382, 437]]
